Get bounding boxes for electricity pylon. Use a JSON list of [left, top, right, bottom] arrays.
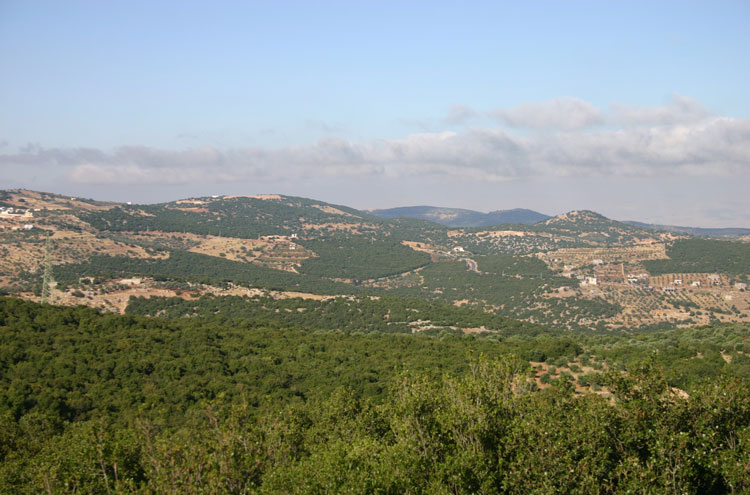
[[41, 232, 53, 304]]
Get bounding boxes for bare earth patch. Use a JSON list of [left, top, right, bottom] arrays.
[[310, 204, 356, 217]]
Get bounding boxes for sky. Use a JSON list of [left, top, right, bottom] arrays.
[[1, 0, 749, 227]]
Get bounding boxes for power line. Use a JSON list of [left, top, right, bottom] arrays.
[[41, 232, 53, 304]]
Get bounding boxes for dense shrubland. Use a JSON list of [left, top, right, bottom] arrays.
[[1, 298, 749, 493], [125, 294, 541, 335]]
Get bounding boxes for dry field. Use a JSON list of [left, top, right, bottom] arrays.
[[125, 232, 315, 271], [1, 189, 116, 211], [309, 204, 355, 216], [538, 244, 667, 270], [591, 285, 750, 328], [647, 272, 730, 288], [0, 230, 161, 278], [186, 235, 272, 261]]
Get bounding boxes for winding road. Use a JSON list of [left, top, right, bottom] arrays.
[[463, 258, 480, 273]]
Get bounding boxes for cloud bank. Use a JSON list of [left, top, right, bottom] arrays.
[[491, 97, 604, 130], [1, 96, 748, 186]]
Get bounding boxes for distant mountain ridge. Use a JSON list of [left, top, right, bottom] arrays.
[[369, 206, 550, 227], [624, 221, 750, 238]]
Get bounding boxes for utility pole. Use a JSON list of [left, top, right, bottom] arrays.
[[41, 232, 53, 304]]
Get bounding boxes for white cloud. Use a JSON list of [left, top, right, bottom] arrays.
[[611, 94, 712, 126], [443, 104, 479, 125], [1, 97, 747, 187], [491, 97, 604, 131]]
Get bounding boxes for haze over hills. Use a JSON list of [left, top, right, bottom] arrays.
[[369, 206, 550, 227], [371, 204, 750, 236], [623, 220, 750, 238]]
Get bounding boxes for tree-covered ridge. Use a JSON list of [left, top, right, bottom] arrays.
[[644, 238, 750, 277], [125, 294, 543, 335], [52, 251, 361, 294], [76, 195, 374, 238], [0, 299, 748, 493]]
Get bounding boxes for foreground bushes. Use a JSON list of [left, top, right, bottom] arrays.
[[2, 358, 748, 494]]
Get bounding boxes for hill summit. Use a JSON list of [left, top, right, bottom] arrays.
[[542, 210, 613, 227]]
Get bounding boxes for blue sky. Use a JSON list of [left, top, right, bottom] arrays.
[[1, 1, 749, 226]]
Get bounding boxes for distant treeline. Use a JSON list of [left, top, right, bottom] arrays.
[[77, 197, 367, 238], [644, 239, 750, 277]]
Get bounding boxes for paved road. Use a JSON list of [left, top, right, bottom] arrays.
[[463, 258, 480, 273]]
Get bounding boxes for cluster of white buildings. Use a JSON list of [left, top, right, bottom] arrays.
[[0, 206, 34, 218], [0, 207, 36, 230]]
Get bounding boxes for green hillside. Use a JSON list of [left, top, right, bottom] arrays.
[[1, 298, 748, 493], [644, 239, 750, 277]]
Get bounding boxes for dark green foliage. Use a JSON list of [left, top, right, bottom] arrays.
[[475, 253, 551, 276], [1, 299, 750, 492], [0, 297, 536, 424], [125, 294, 542, 335], [583, 324, 750, 389], [299, 238, 430, 280], [389, 261, 618, 328], [393, 260, 558, 307], [53, 251, 359, 294], [644, 238, 750, 276], [3, 349, 747, 494]]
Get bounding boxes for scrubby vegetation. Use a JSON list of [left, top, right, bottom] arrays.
[[1, 298, 749, 493]]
